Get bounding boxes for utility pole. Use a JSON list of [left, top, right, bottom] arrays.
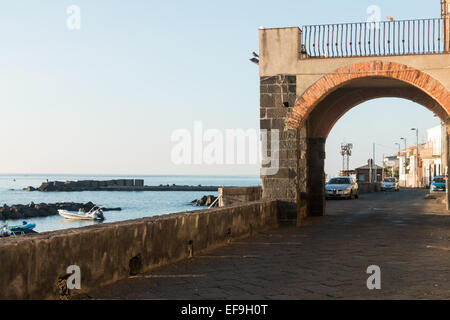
[[411, 128, 419, 188], [401, 137, 407, 187], [441, 122, 444, 176], [373, 143, 376, 183], [340, 143, 353, 175], [395, 142, 401, 179]]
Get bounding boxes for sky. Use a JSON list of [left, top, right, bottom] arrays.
[[0, 0, 443, 176]]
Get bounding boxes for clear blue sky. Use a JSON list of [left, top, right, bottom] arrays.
[[0, 1, 443, 175]]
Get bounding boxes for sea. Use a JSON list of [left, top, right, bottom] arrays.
[[0, 174, 261, 233]]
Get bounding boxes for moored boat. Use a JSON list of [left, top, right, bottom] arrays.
[[1, 221, 37, 237], [58, 206, 105, 221], [9, 221, 37, 234]]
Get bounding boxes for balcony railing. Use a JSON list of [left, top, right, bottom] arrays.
[[301, 18, 446, 59]]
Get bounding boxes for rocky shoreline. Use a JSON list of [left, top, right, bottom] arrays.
[[0, 202, 121, 220], [191, 195, 219, 207]]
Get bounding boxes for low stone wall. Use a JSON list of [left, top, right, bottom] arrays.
[[218, 186, 262, 207], [358, 182, 381, 193], [0, 200, 278, 300]]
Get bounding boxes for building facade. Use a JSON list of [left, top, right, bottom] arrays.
[[421, 125, 444, 187], [355, 160, 383, 183]]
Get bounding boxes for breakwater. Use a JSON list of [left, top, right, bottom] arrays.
[[0, 202, 121, 220], [25, 179, 220, 192]]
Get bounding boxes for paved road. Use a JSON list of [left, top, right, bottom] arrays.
[[88, 190, 450, 300]]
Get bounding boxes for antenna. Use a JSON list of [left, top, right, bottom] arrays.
[[340, 143, 353, 176]]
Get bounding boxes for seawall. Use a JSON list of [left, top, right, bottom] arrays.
[[0, 200, 278, 299]]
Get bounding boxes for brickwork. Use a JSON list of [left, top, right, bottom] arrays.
[[286, 61, 450, 130], [260, 75, 301, 223], [307, 138, 326, 216], [310, 87, 444, 139], [218, 187, 262, 207]]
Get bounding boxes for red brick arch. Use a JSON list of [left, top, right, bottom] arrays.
[[312, 87, 444, 138], [286, 61, 450, 130]]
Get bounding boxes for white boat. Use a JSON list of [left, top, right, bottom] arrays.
[[58, 206, 105, 221]]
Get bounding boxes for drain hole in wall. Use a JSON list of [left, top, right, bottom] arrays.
[[129, 254, 142, 276], [188, 240, 194, 258]]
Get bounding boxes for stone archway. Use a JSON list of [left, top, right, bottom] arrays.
[[287, 61, 450, 130], [260, 61, 450, 225]]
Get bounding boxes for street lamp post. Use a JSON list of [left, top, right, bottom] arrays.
[[440, 121, 444, 176], [401, 137, 407, 187], [395, 142, 401, 179], [411, 128, 419, 188]]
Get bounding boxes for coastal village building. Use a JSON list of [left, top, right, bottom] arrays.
[[355, 161, 383, 183], [332, 124, 444, 188], [383, 155, 399, 178], [398, 146, 421, 188], [395, 124, 443, 188], [420, 125, 444, 187]]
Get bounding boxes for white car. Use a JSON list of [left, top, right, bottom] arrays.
[[325, 177, 359, 200], [381, 177, 399, 191]]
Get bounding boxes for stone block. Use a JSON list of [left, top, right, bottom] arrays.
[[266, 108, 289, 119], [271, 119, 285, 130], [260, 119, 271, 130], [260, 76, 278, 85], [260, 94, 275, 108]]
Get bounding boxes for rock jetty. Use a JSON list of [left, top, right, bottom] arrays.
[[26, 179, 144, 192], [25, 180, 220, 192], [0, 202, 121, 220], [191, 195, 219, 207]]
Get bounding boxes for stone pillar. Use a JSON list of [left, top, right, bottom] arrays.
[[444, 120, 450, 210], [307, 138, 326, 216], [260, 75, 299, 224], [296, 124, 309, 225], [443, 0, 450, 52]]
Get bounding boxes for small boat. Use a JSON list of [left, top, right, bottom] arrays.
[[58, 206, 105, 221], [1, 221, 37, 237], [9, 221, 37, 234]]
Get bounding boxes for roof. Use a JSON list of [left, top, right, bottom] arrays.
[[355, 164, 383, 170]]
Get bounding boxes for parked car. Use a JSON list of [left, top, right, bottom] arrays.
[[381, 177, 399, 191], [430, 176, 446, 193], [325, 177, 359, 200]]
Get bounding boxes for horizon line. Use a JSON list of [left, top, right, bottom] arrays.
[[0, 172, 261, 178]]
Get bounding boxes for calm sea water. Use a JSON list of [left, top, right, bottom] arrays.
[[0, 174, 261, 233]]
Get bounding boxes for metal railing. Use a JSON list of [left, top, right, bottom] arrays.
[[301, 18, 446, 59]]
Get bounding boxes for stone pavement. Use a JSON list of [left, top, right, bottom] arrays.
[[88, 190, 450, 300]]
